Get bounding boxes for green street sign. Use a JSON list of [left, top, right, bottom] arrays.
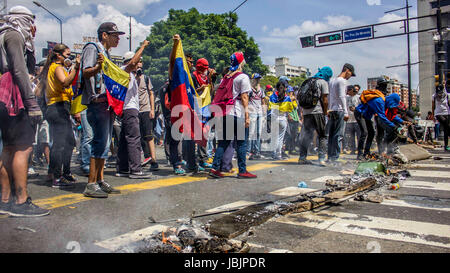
[[300, 36, 314, 48]]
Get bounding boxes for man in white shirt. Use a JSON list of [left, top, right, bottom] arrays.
[[115, 44, 152, 180], [327, 63, 355, 162]]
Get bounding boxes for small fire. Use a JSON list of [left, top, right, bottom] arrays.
[[161, 232, 182, 252]]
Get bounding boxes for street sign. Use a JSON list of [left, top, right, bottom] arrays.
[[300, 36, 314, 48], [344, 27, 373, 42], [317, 33, 342, 44]]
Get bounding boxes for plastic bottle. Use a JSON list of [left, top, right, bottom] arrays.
[[390, 183, 400, 190], [298, 181, 308, 188]]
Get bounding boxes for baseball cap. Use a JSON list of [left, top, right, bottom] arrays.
[[343, 63, 356, 77], [279, 76, 291, 82], [266, 84, 273, 90], [230, 52, 245, 71], [97, 22, 126, 36], [287, 86, 294, 93], [251, 73, 262, 79], [123, 51, 135, 63]]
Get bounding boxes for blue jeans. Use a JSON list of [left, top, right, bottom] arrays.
[[327, 111, 345, 161], [87, 102, 113, 159], [248, 114, 262, 154], [80, 110, 93, 170], [0, 128, 3, 156], [212, 116, 248, 174]]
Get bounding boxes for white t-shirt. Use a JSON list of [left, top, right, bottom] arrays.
[[328, 77, 348, 116], [230, 73, 252, 118], [433, 93, 450, 116], [121, 66, 140, 111]]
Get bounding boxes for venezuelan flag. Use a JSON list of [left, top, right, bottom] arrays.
[[102, 56, 130, 116], [70, 69, 87, 115], [169, 39, 208, 147], [269, 92, 295, 113]]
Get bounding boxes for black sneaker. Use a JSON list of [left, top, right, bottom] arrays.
[[8, 197, 50, 217], [298, 159, 313, 165], [129, 171, 152, 179], [63, 173, 77, 183], [115, 171, 130, 177], [0, 199, 13, 215], [98, 181, 121, 194], [52, 178, 75, 189], [83, 183, 108, 198], [149, 162, 160, 171]]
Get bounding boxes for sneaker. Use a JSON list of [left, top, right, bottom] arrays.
[[149, 162, 160, 171], [0, 199, 12, 215], [98, 181, 121, 194], [238, 172, 257, 179], [63, 173, 77, 183], [52, 178, 75, 189], [298, 159, 313, 165], [128, 171, 152, 179], [83, 183, 108, 198], [115, 171, 130, 177], [27, 168, 39, 179], [142, 157, 152, 167], [319, 160, 327, 167], [200, 162, 212, 169], [174, 167, 186, 176], [8, 197, 50, 217], [206, 157, 214, 164], [209, 169, 224, 179]]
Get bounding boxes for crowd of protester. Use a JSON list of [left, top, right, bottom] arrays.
[[1, 6, 449, 217]]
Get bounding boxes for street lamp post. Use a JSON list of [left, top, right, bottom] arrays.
[[33, 1, 62, 44]]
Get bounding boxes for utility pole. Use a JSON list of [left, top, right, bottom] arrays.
[[436, 0, 446, 92], [129, 16, 132, 51], [33, 1, 62, 44]]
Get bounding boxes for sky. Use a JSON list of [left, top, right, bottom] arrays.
[[10, 0, 422, 91]]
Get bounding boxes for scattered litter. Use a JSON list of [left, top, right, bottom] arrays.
[[298, 181, 308, 188], [15, 226, 36, 233], [341, 169, 354, 175], [434, 156, 443, 160]]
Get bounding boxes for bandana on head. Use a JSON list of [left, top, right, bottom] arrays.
[[193, 58, 209, 87], [0, 12, 35, 53], [230, 52, 245, 71]]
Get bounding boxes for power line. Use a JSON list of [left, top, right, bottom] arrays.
[[231, 0, 249, 13]]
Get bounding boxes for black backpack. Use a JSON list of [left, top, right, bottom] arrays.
[[297, 77, 320, 109]]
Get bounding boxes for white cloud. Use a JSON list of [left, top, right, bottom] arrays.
[[34, 4, 152, 60], [367, 0, 381, 5]]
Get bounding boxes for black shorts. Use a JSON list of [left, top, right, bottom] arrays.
[[139, 111, 155, 141], [0, 102, 35, 147]]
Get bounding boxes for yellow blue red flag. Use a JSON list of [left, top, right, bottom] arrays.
[[102, 56, 130, 116]]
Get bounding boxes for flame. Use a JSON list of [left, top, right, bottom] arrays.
[[161, 231, 182, 252]]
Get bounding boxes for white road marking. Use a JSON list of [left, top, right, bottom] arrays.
[[402, 180, 450, 192], [95, 224, 169, 251], [205, 201, 257, 213], [311, 176, 343, 183], [269, 187, 319, 197], [228, 239, 293, 253], [275, 211, 450, 249], [410, 164, 450, 169], [372, 198, 450, 212], [409, 170, 450, 178]]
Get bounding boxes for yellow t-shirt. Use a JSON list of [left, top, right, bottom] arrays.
[[46, 62, 74, 105]]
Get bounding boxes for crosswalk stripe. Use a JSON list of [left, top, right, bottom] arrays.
[[205, 201, 257, 213], [269, 187, 319, 197], [228, 239, 293, 253], [369, 198, 450, 212], [402, 180, 450, 192], [409, 170, 450, 178], [311, 176, 343, 183], [410, 164, 450, 169], [95, 224, 169, 251], [274, 211, 450, 249]]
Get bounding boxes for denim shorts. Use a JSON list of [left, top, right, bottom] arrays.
[[87, 102, 113, 159]]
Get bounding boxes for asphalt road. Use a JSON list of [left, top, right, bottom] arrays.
[[0, 146, 449, 253]]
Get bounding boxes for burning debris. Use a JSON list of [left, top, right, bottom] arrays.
[[114, 220, 250, 253]]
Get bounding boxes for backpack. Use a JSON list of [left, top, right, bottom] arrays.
[[78, 42, 101, 100], [211, 72, 243, 117], [297, 78, 320, 109]]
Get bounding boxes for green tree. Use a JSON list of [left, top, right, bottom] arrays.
[[260, 75, 308, 90], [142, 8, 268, 89]]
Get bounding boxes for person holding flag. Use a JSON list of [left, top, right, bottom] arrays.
[[80, 22, 124, 198], [115, 41, 153, 180]]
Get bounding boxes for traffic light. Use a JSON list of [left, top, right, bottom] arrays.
[[300, 36, 314, 48], [318, 33, 342, 44]]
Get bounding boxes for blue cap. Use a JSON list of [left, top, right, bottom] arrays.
[[229, 52, 245, 72], [279, 76, 291, 82], [287, 86, 294, 93], [251, 73, 262, 79]]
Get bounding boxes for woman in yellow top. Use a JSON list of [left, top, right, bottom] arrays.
[[42, 43, 80, 189]]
